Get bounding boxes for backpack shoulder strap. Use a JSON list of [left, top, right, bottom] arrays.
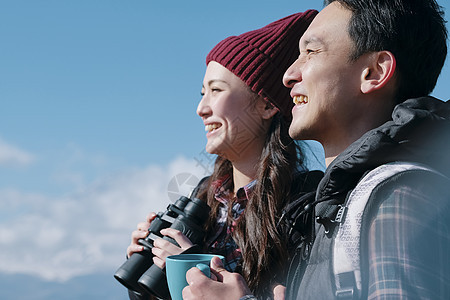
[[332, 161, 446, 299]]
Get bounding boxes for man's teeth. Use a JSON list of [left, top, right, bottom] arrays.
[[205, 123, 221, 132], [293, 95, 309, 105]]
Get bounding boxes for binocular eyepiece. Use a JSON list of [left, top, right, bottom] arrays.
[[114, 196, 210, 299]]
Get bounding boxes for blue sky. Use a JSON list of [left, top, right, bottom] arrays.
[[0, 0, 449, 299]]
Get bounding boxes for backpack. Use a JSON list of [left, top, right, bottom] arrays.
[[332, 161, 448, 299]]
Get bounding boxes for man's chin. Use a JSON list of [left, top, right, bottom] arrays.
[[288, 126, 303, 140]]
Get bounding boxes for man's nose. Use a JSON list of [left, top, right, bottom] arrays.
[[283, 58, 302, 88]]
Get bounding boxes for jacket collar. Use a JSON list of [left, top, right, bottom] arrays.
[[315, 96, 450, 219]]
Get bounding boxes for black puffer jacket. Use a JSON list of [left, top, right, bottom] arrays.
[[286, 96, 450, 299]]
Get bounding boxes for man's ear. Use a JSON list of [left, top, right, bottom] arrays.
[[261, 101, 280, 119], [361, 51, 396, 94]]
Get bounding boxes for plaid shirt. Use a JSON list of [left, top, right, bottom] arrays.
[[366, 182, 450, 299], [205, 175, 256, 272]]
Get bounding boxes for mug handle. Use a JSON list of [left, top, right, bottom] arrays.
[[195, 263, 210, 278]]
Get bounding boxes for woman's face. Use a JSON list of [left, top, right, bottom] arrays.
[[197, 61, 271, 162]]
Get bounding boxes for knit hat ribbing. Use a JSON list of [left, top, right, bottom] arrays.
[[206, 10, 318, 118]]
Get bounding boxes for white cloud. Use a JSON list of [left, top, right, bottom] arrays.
[[0, 156, 211, 282], [0, 138, 35, 167]]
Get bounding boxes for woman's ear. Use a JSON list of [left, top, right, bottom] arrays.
[[361, 50, 396, 94], [261, 101, 280, 119]]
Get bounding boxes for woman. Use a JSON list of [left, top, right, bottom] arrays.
[[127, 10, 321, 299]]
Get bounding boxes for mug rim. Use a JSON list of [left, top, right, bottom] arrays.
[[166, 254, 224, 261]]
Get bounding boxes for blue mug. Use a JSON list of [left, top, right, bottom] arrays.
[[165, 254, 224, 300]]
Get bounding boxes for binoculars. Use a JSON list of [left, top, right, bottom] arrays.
[[114, 196, 210, 299]]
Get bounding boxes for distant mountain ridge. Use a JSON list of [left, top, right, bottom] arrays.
[[0, 272, 127, 300]]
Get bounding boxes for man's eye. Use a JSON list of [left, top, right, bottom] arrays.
[[299, 49, 314, 56]]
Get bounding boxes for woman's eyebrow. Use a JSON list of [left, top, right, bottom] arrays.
[[207, 79, 229, 86]]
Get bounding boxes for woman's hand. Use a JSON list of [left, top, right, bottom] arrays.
[[182, 256, 252, 300], [126, 212, 157, 258], [273, 284, 286, 300], [151, 228, 194, 269]]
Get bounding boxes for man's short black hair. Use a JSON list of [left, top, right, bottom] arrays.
[[325, 0, 447, 102]]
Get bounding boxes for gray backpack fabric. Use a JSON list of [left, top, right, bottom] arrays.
[[332, 161, 447, 299]]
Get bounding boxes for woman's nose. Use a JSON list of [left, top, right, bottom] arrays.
[[196, 96, 211, 118]]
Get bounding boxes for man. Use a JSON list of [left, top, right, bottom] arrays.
[[183, 0, 450, 299]]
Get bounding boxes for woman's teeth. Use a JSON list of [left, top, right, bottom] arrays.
[[293, 95, 308, 105], [205, 123, 221, 132]]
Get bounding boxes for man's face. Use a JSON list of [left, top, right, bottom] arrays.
[[283, 2, 369, 144]]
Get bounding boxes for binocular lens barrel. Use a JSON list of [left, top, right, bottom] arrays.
[[114, 196, 210, 299], [138, 264, 170, 299], [113, 250, 153, 293]]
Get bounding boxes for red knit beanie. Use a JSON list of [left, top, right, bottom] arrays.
[[206, 10, 318, 119]]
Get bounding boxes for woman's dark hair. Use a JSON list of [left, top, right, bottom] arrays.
[[197, 109, 304, 298], [326, 0, 447, 102]]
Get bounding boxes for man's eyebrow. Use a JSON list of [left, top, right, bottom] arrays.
[[302, 36, 324, 47]]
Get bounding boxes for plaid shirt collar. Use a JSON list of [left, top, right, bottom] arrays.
[[212, 174, 256, 208]]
